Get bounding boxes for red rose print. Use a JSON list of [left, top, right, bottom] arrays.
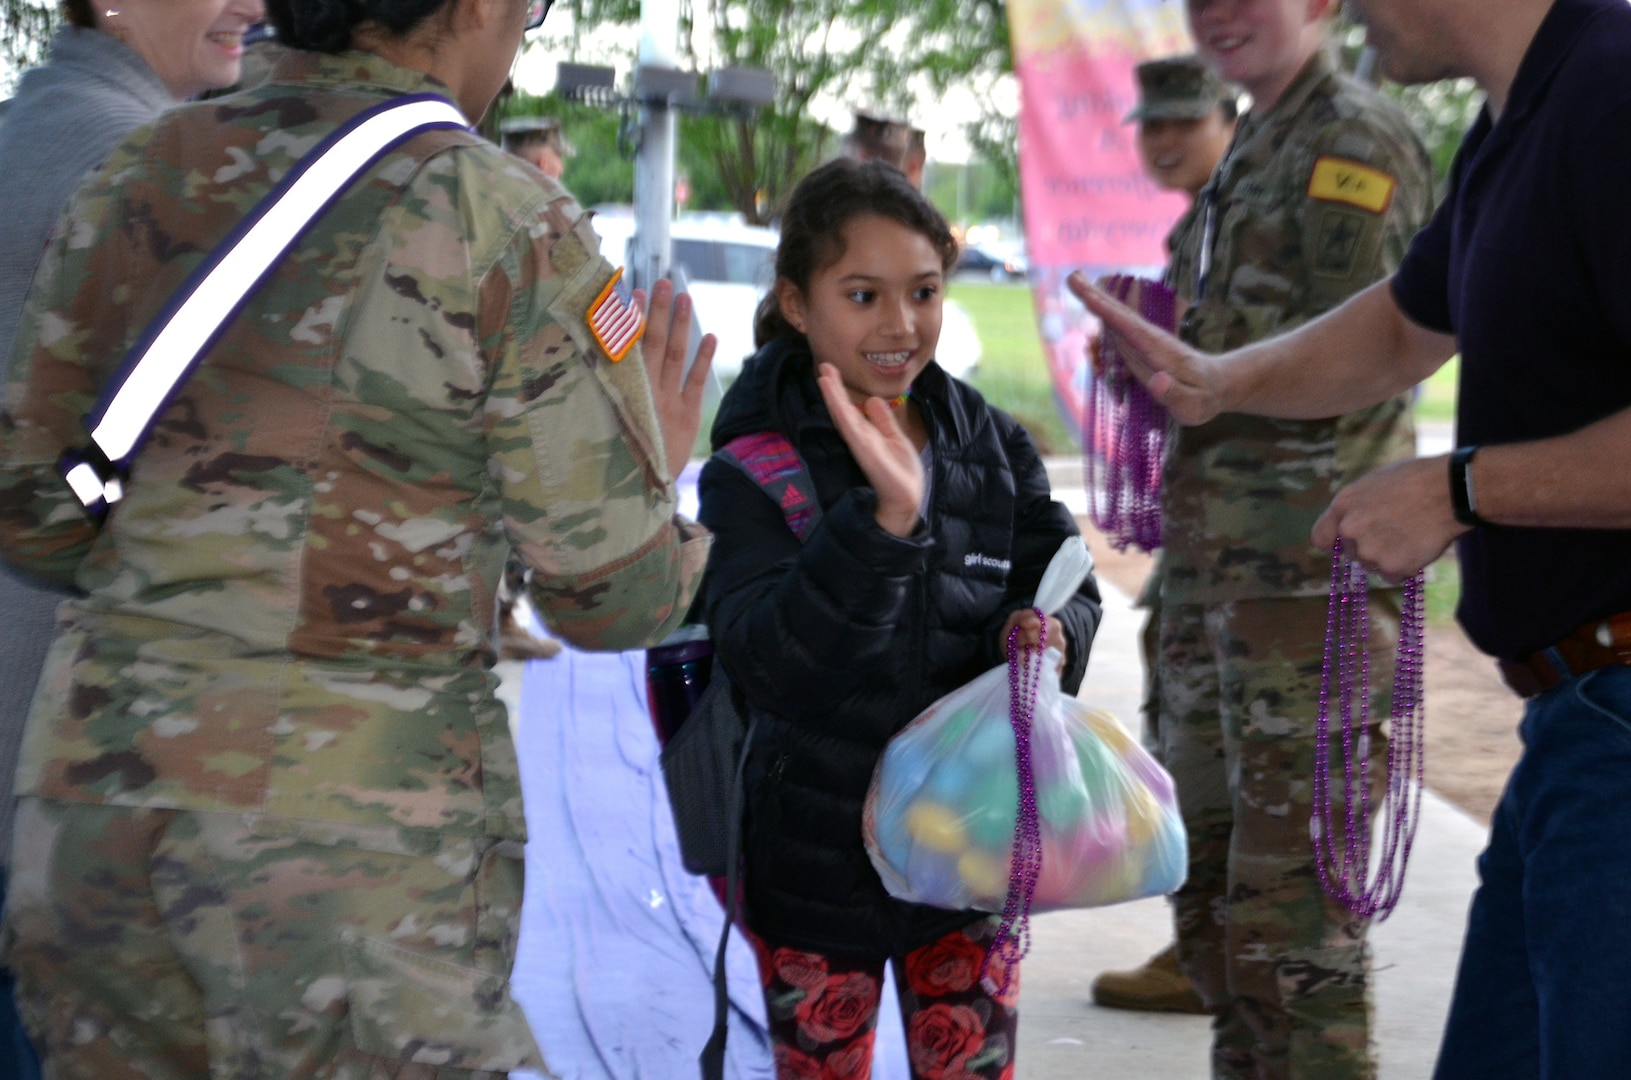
[[773, 947, 830, 992], [908, 1003, 986, 1080], [796, 971, 878, 1043], [775, 1044, 824, 1080], [822, 1036, 876, 1080], [905, 932, 986, 996]]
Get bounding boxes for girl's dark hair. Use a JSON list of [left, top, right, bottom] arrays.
[[754, 158, 960, 349], [62, 0, 94, 29], [267, 0, 453, 53]]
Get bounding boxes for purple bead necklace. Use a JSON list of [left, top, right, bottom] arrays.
[[1084, 274, 1175, 553], [1311, 541, 1426, 920], [980, 609, 1047, 994]]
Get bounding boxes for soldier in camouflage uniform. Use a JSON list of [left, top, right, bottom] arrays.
[[0, 0, 713, 1072], [1135, 0, 1433, 1076]]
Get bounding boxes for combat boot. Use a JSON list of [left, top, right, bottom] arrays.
[[1090, 944, 1207, 1014]]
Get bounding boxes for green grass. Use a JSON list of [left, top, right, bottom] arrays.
[[1417, 356, 1458, 424], [951, 281, 1077, 455]]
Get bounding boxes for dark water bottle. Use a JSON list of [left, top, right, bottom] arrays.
[[645, 625, 714, 747]]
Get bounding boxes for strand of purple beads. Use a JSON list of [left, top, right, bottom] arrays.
[[1084, 275, 1174, 553], [1311, 542, 1426, 920], [979, 610, 1047, 994]]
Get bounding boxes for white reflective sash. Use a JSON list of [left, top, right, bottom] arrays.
[[61, 94, 469, 517]]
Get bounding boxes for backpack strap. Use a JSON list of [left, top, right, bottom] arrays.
[[58, 93, 470, 521], [696, 429, 814, 1080], [716, 430, 822, 540]]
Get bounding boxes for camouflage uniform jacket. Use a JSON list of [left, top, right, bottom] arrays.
[[1162, 50, 1432, 603], [0, 49, 709, 845]]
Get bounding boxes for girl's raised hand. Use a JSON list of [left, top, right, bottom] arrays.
[[817, 363, 923, 537]]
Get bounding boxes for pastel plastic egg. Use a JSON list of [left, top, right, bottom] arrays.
[[963, 770, 1019, 848], [905, 849, 965, 904], [906, 801, 968, 853], [925, 758, 973, 804], [1032, 835, 1081, 907], [957, 850, 1007, 899], [964, 719, 1015, 766], [935, 705, 982, 751], [1038, 778, 1090, 831], [1130, 753, 1176, 804], [1126, 787, 1161, 847]]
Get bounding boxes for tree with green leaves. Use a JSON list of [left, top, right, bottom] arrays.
[[2, 0, 57, 89], [555, 0, 1012, 224]]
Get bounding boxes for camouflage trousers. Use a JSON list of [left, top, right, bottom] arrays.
[[3, 799, 543, 1079], [1158, 592, 1398, 1080]]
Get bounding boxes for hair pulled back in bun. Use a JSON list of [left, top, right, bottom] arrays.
[[267, 0, 452, 54]]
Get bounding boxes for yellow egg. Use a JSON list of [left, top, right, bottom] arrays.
[[958, 850, 1007, 897], [1126, 787, 1159, 847], [906, 802, 968, 853]]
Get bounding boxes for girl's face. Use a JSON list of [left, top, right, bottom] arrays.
[[108, 0, 265, 100], [777, 214, 945, 408], [1186, 0, 1327, 111], [1136, 111, 1236, 199]]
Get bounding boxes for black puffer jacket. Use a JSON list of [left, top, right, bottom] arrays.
[[698, 336, 1103, 957]]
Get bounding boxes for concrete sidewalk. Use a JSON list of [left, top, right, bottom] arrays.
[[1014, 545, 1487, 1078]]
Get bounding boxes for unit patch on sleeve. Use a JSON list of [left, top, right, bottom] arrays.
[[587, 268, 645, 362], [1312, 209, 1368, 278], [1307, 157, 1397, 214]]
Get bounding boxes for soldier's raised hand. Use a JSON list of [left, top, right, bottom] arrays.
[[1068, 271, 1225, 426], [636, 278, 715, 481]]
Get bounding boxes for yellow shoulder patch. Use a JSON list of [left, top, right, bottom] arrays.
[[1307, 157, 1396, 214]]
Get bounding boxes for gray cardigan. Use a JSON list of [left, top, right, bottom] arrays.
[[0, 25, 174, 865]]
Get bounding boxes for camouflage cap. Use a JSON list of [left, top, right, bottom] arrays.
[[499, 115, 575, 156], [1124, 54, 1234, 123]]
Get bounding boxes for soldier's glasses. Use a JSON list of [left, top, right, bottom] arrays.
[[525, 0, 553, 30]]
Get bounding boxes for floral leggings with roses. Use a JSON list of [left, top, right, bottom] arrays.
[[750, 916, 1019, 1080]]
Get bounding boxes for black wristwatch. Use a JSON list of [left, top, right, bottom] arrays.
[[1448, 446, 1488, 528]]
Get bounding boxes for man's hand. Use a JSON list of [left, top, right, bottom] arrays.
[[637, 279, 716, 482], [816, 363, 924, 537], [1068, 271, 1228, 426], [1311, 454, 1472, 581]]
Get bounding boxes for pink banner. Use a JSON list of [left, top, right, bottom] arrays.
[[1010, 0, 1191, 443]]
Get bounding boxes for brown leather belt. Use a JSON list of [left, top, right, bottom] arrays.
[[1498, 612, 1631, 698]]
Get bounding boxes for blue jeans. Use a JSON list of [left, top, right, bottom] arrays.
[[0, 869, 42, 1080], [1434, 664, 1631, 1078]]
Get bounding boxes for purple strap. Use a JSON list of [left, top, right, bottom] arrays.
[[1083, 275, 1175, 553], [717, 431, 822, 541], [980, 608, 1047, 994], [1311, 541, 1426, 920]]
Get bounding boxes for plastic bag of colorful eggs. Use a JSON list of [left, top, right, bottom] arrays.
[[863, 657, 1187, 913]]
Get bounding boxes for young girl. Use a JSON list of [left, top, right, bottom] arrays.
[[698, 158, 1103, 1078]]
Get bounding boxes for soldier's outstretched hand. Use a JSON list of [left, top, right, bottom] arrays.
[[637, 278, 716, 482], [1068, 271, 1226, 426]]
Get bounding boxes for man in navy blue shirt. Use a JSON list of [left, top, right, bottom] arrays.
[[1072, 0, 1631, 1075]]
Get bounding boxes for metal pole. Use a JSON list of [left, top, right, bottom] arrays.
[[631, 0, 680, 294]]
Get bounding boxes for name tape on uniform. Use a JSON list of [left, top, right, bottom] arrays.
[[587, 268, 645, 362], [1307, 157, 1396, 214]]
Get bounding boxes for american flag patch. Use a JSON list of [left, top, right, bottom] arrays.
[[586, 268, 645, 362]]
